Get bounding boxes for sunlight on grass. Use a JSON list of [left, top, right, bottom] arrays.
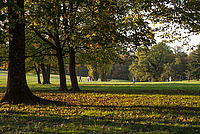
[[0, 93, 200, 133], [0, 71, 200, 133]]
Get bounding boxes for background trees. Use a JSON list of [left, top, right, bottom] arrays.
[[129, 41, 189, 82], [26, 0, 69, 91], [111, 57, 131, 80], [0, 1, 7, 45], [0, 43, 8, 70], [186, 44, 200, 80], [25, 33, 54, 84], [145, 42, 174, 81], [170, 46, 188, 80]]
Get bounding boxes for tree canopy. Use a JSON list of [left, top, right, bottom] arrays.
[[129, 41, 188, 82], [186, 44, 200, 80]]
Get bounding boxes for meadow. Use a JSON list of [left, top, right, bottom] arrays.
[[0, 71, 200, 133]]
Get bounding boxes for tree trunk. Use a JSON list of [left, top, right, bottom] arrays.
[[100, 68, 106, 81], [37, 71, 41, 84], [93, 65, 99, 81], [69, 47, 80, 91], [41, 63, 47, 84], [46, 64, 51, 83], [40, 63, 46, 84], [188, 75, 190, 82], [1, 0, 42, 104], [56, 49, 68, 91], [34, 63, 41, 84], [40, 63, 51, 84]]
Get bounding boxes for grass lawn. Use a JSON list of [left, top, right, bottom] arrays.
[[0, 71, 200, 133]]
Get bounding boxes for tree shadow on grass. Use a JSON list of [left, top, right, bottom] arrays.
[[78, 84, 200, 96], [1, 83, 200, 96], [20, 83, 200, 96], [0, 104, 199, 133], [29, 88, 200, 96]]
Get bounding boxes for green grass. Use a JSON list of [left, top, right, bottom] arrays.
[[0, 70, 200, 133]]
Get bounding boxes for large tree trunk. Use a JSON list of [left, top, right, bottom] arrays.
[[69, 47, 80, 91], [56, 49, 68, 91], [40, 63, 51, 84], [1, 0, 42, 104]]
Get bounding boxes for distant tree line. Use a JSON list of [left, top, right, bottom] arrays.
[[76, 58, 131, 81], [73, 41, 197, 82], [76, 41, 200, 82], [2, 41, 200, 83], [1, 41, 200, 83], [129, 41, 200, 82]]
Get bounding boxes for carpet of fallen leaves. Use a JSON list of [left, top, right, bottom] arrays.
[[0, 92, 200, 133]]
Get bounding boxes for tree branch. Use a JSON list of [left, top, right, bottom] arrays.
[[26, 53, 57, 58], [30, 26, 57, 50], [26, 47, 52, 58]]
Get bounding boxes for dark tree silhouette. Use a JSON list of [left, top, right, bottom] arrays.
[[1, 0, 61, 105]]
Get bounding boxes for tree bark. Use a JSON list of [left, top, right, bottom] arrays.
[[40, 63, 51, 84], [69, 47, 80, 91], [1, 0, 42, 104], [93, 65, 99, 81], [100, 69, 106, 81], [46, 64, 51, 83], [40, 63, 47, 83], [56, 49, 68, 91], [34, 63, 41, 84]]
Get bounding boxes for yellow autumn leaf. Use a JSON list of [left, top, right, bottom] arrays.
[[71, 35, 75, 40], [122, 20, 126, 24], [146, 33, 152, 38], [34, 20, 37, 25], [95, 44, 98, 49]]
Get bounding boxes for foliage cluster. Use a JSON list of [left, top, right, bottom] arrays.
[[129, 41, 190, 82], [186, 44, 200, 80]]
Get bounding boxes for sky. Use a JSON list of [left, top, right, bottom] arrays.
[[155, 34, 200, 53], [151, 23, 200, 54]]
